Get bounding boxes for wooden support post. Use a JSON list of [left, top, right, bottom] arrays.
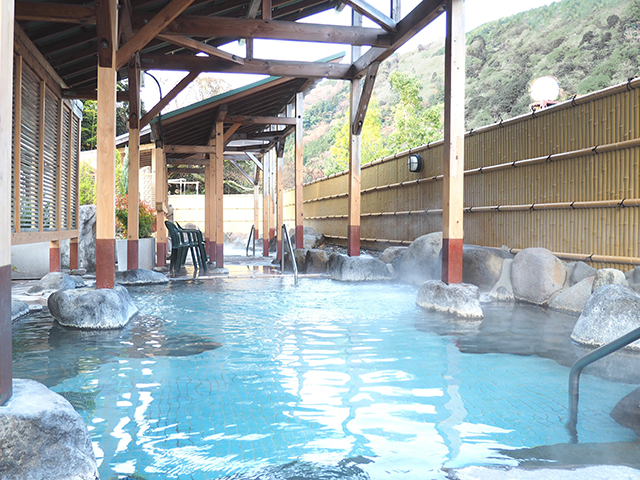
[[276, 143, 284, 261], [69, 237, 79, 270], [0, 0, 14, 406], [442, 0, 465, 285], [294, 92, 304, 249], [348, 77, 362, 257], [127, 58, 141, 270], [154, 147, 167, 267], [215, 120, 224, 267], [49, 240, 61, 272], [262, 151, 270, 256], [95, 0, 118, 289], [348, 11, 362, 257], [269, 147, 276, 243], [254, 165, 260, 246], [204, 163, 212, 261]]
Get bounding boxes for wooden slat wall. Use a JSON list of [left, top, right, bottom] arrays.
[[11, 39, 81, 243], [304, 78, 640, 270]]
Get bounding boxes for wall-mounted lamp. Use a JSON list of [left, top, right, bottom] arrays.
[[408, 154, 423, 173]]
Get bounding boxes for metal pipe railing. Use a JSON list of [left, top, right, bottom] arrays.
[[245, 225, 255, 257], [281, 224, 298, 284], [567, 325, 640, 439]]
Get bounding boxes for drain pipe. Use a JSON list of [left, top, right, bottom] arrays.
[[567, 324, 640, 440]]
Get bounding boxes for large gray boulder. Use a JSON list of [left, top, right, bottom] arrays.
[[592, 268, 628, 292], [305, 249, 329, 274], [416, 280, 483, 319], [548, 277, 594, 314], [379, 246, 407, 264], [0, 378, 99, 480], [26, 272, 77, 296], [570, 261, 597, 286], [115, 268, 168, 285], [511, 248, 566, 305], [571, 284, 640, 350], [463, 245, 513, 291], [487, 259, 515, 302], [11, 298, 29, 322], [48, 285, 138, 329], [78, 205, 97, 273], [328, 254, 392, 282], [396, 232, 442, 284], [290, 226, 324, 250]]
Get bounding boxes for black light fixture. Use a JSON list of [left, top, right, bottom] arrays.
[[408, 154, 423, 173]]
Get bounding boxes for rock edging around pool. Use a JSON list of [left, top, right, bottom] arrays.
[[0, 379, 99, 480], [48, 285, 138, 329]]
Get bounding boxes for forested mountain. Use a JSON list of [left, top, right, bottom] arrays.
[[294, 0, 640, 184]]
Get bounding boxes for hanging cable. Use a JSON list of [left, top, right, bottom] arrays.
[[143, 71, 164, 145]]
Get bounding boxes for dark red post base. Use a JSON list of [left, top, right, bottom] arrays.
[[49, 245, 60, 272], [216, 243, 223, 268], [269, 227, 275, 240], [69, 240, 79, 270], [0, 264, 12, 406], [296, 225, 304, 250], [263, 238, 269, 257], [442, 237, 464, 284], [157, 241, 167, 268], [348, 225, 360, 257], [96, 238, 115, 289], [276, 239, 283, 261], [127, 239, 139, 271]]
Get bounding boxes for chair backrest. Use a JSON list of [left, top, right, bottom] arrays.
[[164, 221, 182, 249]]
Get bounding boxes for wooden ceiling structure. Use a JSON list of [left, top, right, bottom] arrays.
[[0, 0, 466, 408], [6, 0, 465, 289]]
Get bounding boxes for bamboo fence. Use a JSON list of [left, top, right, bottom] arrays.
[[302, 77, 640, 270]]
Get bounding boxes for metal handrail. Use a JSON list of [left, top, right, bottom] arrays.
[[281, 225, 298, 284], [245, 225, 256, 257], [567, 324, 640, 438]]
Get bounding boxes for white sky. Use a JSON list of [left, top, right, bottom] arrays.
[[140, 0, 558, 109]]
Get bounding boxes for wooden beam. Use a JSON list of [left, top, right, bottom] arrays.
[[223, 122, 242, 144], [117, 0, 197, 70], [164, 145, 217, 154], [140, 70, 199, 128], [120, 0, 135, 42], [133, 14, 391, 47], [341, 0, 396, 32], [154, 147, 168, 267], [351, 61, 378, 135], [167, 167, 205, 174], [294, 92, 303, 249], [245, 151, 264, 170], [128, 58, 141, 129], [262, 0, 272, 19], [441, 0, 465, 285], [229, 158, 256, 185], [247, 0, 261, 19], [167, 158, 208, 165], [95, 0, 116, 68], [139, 54, 352, 79], [156, 34, 244, 64], [62, 88, 130, 101], [95, 0, 117, 288], [15, 2, 95, 24], [224, 115, 296, 125], [350, 0, 445, 76]]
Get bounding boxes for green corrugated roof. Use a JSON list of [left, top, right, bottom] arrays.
[[149, 52, 345, 124]]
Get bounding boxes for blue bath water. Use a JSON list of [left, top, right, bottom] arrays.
[[11, 277, 640, 479]]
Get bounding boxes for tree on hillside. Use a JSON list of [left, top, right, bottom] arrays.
[[327, 98, 387, 174], [387, 71, 443, 152], [162, 74, 230, 112]]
